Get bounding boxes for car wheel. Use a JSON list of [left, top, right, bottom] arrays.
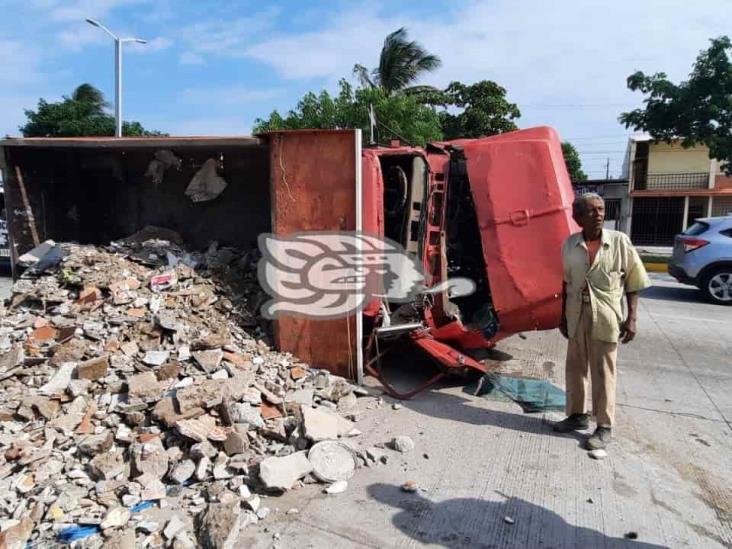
[[701, 267, 732, 305]]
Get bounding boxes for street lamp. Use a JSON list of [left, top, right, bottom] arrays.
[[85, 18, 146, 137]]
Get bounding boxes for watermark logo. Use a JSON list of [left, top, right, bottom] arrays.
[[257, 231, 475, 319]]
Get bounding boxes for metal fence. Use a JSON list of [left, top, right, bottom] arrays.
[[633, 170, 709, 191], [631, 197, 685, 246]]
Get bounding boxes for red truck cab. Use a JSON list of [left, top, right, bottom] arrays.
[[361, 127, 576, 392]]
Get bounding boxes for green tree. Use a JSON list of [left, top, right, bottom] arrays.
[[353, 27, 441, 96], [619, 36, 732, 174], [561, 142, 587, 182], [420, 80, 521, 140], [20, 83, 164, 137], [253, 79, 443, 146]]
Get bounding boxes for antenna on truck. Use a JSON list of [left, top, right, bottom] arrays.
[[368, 104, 376, 146], [366, 103, 415, 147]]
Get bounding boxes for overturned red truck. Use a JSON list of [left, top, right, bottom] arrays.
[[0, 126, 575, 394]]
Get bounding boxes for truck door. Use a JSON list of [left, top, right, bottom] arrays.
[[456, 126, 576, 334]]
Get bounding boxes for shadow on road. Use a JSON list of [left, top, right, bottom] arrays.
[[640, 284, 703, 304], [367, 483, 667, 548], [399, 386, 587, 447]]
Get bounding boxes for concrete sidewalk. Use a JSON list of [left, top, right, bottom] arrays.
[[241, 274, 732, 548]]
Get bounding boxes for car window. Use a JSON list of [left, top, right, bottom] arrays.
[[684, 222, 709, 236], [721, 228, 732, 238]]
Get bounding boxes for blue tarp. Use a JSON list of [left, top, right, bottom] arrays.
[[475, 373, 566, 413]]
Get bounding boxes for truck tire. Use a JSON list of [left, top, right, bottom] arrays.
[[700, 266, 732, 305]]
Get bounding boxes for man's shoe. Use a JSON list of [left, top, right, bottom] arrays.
[[553, 414, 590, 433], [587, 427, 612, 450]]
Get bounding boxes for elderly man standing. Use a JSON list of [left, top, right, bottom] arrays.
[[554, 193, 651, 450]]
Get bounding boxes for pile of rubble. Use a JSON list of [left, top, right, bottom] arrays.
[[0, 229, 382, 548]]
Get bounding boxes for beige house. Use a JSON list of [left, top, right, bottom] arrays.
[[623, 134, 732, 246]]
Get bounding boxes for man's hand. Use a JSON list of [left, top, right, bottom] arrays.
[[559, 316, 569, 339], [620, 318, 637, 343]]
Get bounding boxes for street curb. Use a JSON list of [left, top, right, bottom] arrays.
[[643, 262, 668, 273]]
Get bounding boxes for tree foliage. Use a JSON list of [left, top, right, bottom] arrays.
[[561, 142, 587, 181], [619, 36, 732, 173], [20, 83, 164, 137], [353, 27, 441, 96], [252, 79, 443, 146], [416, 80, 520, 139]]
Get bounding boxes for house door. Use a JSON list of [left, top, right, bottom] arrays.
[[631, 197, 684, 246]]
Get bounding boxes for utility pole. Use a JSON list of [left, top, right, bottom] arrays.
[[86, 19, 147, 137], [605, 157, 610, 180]]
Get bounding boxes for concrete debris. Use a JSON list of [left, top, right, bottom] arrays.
[[302, 406, 355, 441], [145, 149, 182, 186], [365, 446, 389, 465], [324, 480, 348, 494], [38, 361, 75, 395], [0, 517, 33, 549], [101, 506, 131, 529], [588, 449, 608, 460], [197, 502, 244, 549], [259, 452, 314, 491], [308, 441, 356, 483], [401, 480, 418, 493], [390, 436, 415, 453], [171, 459, 196, 484], [185, 158, 228, 203], [0, 235, 374, 547], [75, 355, 109, 380], [163, 514, 186, 539]]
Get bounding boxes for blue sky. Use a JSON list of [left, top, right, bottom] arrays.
[[1, 0, 731, 178]]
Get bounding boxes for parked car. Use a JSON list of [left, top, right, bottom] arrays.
[[669, 216, 732, 305]]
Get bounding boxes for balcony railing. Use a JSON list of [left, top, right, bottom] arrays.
[[632, 170, 709, 191]]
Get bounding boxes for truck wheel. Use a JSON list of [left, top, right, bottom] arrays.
[[701, 267, 732, 305]]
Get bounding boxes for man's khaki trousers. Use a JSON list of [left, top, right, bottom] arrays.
[[566, 303, 618, 427]]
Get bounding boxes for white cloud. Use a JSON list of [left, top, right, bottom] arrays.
[[0, 41, 42, 86], [179, 86, 284, 106], [58, 25, 109, 51], [175, 8, 280, 61], [179, 51, 205, 65], [36, 0, 151, 22]]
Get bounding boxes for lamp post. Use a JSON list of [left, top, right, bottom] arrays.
[[85, 19, 146, 137]]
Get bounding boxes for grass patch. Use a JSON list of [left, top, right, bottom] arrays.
[[640, 254, 670, 264]]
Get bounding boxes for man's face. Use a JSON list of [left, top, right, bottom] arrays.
[[575, 198, 605, 233]]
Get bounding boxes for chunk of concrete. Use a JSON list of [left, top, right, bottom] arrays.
[[170, 459, 195, 484], [301, 407, 354, 442], [75, 355, 109, 380], [308, 441, 356, 483], [101, 506, 130, 529], [390, 436, 415, 453], [259, 452, 313, 491], [197, 502, 245, 549], [131, 437, 170, 479], [38, 362, 75, 396]]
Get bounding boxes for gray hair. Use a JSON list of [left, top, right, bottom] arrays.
[[572, 192, 604, 217]]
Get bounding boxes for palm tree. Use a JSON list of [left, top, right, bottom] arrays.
[[353, 27, 441, 96], [71, 83, 108, 114]]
